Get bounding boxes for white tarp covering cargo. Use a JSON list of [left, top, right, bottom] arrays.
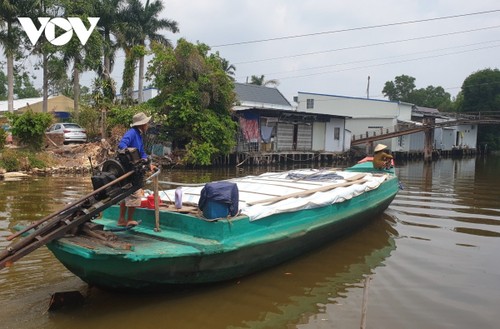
[[152, 169, 387, 221]]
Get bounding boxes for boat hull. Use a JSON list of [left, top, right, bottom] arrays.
[[47, 173, 398, 291]]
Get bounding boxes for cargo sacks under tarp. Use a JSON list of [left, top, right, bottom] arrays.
[[198, 182, 239, 219]]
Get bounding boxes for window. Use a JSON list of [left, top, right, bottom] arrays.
[[306, 99, 314, 109], [334, 127, 340, 140]]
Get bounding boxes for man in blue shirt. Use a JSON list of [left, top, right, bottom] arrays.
[[117, 112, 152, 226]]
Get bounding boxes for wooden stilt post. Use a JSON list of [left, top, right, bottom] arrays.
[[423, 117, 435, 162], [360, 275, 371, 329], [153, 174, 160, 232], [366, 141, 374, 156]]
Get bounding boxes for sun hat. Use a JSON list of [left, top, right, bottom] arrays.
[[374, 144, 388, 152], [130, 112, 152, 127]]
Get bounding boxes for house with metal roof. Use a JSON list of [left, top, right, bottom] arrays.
[[0, 95, 74, 120], [295, 91, 409, 153], [233, 83, 349, 156], [406, 106, 477, 153], [295, 92, 477, 157]]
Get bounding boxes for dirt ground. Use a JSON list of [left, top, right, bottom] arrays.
[[45, 140, 114, 168], [45, 139, 175, 169]]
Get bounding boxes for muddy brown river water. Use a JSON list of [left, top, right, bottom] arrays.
[[1, 156, 499, 329]]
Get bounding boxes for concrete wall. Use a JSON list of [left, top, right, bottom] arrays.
[[441, 128, 455, 150], [296, 92, 399, 118], [409, 131, 425, 151], [296, 92, 401, 151], [312, 122, 326, 151], [456, 124, 477, 148], [325, 117, 345, 152]]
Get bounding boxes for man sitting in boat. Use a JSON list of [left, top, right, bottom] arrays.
[[373, 144, 393, 170]]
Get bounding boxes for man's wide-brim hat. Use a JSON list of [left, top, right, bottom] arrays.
[[130, 112, 152, 127], [374, 144, 388, 152]]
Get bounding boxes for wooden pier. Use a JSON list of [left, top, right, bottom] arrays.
[[351, 114, 500, 162], [214, 152, 349, 167]]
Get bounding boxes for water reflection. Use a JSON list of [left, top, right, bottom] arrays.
[[23, 214, 396, 329], [0, 164, 397, 329], [1, 157, 500, 329], [394, 157, 500, 239]]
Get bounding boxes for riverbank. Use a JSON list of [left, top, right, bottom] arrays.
[[0, 141, 490, 180], [0, 141, 111, 179]]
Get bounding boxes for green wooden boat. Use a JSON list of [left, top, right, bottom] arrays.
[[46, 161, 399, 291]]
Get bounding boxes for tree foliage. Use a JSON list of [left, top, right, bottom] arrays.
[[217, 54, 236, 81], [148, 39, 237, 165], [0, 0, 39, 112], [0, 127, 6, 149], [59, 0, 103, 113], [14, 71, 40, 98], [77, 105, 101, 140], [459, 68, 500, 113], [382, 75, 416, 101], [117, 0, 178, 102], [249, 74, 279, 87], [0, 69, 7, 100], [382, 74, 452, 110], [460, 68, 500, 150], [6, 110, 52, 150]]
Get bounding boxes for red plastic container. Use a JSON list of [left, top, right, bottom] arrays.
[[140, 195, 162, 209]]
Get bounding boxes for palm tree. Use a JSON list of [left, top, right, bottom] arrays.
[[0, 0, 30, 113], [249, 74, 279, 87], [0, 1, 15, 113], [32, 0, 61, 113], [220, 57, 236, 81], [119, 0, 178, 103], [96, 0, 125, 87], [60, 0, 103, 113]]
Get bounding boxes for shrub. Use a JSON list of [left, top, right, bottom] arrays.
[[77, 105, 102, 141], [0, 155, 20, 171], [7, 110, 52, 150], [0, 128, 6, 150], [0, 149, 52, 172]]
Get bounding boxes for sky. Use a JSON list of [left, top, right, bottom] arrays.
[[150, 0, 500, 103], [7, 0, 500, 104]]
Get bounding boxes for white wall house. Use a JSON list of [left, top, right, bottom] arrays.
[[433, 124, 477, 151], [311, 117, 346, 152], [295, 92, 479, 154], [296, 92, 409, 151], [234, 84, 349, 154], [454, 124, 478, 149]]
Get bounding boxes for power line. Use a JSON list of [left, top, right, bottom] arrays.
[[235, 44, 500, 82], [212, 9, 500, 48], [233, 25, 500, 65], [262, 40, 500, 77], [285, 44, 500, 80]]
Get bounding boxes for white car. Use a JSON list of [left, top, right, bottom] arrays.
[[46, 123, 87, 144]]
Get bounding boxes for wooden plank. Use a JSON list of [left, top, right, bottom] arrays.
[[246, 177, 367, 206], [238, 177, 325, 186], [236, 179, 311, 189], [238, 189, 282, 197], [154, 175, 160, 231], [345, 173, 367, 181]]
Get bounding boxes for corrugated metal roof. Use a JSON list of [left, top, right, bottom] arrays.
[[234, 83, 291, 107], [0, 97, 45, 112], [0, 95, 71, 112]]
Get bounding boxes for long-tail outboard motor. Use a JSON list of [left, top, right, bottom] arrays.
[[91, 147, 149, 201], [0, 148, 151, 270]]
